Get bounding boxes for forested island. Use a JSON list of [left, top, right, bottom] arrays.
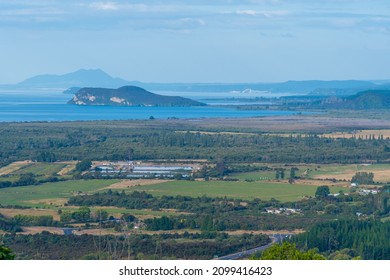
[[68, 86, 206, 107]]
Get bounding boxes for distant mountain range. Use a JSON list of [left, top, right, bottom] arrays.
[[69, 86, 206, 107], [12, 69, 131, 89], [1, 68, 390, 96]]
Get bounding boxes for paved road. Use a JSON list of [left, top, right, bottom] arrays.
[[214, 234, 292, 260]]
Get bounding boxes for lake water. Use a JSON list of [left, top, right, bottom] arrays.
[[0, 93, 304, 122]]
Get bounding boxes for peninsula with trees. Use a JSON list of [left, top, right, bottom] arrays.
[[68, 86, 206, 107]]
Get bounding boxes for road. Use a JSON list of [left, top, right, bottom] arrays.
[[214, 234, 292, 260]]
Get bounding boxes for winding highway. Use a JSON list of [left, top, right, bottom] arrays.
[[214, 234, 292, 260]]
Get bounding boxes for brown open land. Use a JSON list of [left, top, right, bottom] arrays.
[[322, 129, 390, 139], [224, 229, 304, 235], [101, 179, 173, 191], [312, 166, 390, 182], [19, 226, 65, 235], [0, 161, 32, 175], [179, 115, 390, 133], [25, 198, 69, 207], [57, 161, 77, 175], [0, 208, 61, 220], [314, 170, 390, 182], [9, 114, 390, 134]]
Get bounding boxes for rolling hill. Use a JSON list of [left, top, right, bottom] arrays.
[[344, 90, 390, 109]]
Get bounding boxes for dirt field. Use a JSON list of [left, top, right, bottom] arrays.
[[57, 162, 77, 175], [322, 129, 390, 139], [313, 168, 390, 182], [101, 179, 173, 190], [0, 208, 61, 220], [224, 229, 305, 235], [19, 226, 65, 235], [177, 115, 390, 132], [25, 198, 69, 207], [0, 161, 32, 175]]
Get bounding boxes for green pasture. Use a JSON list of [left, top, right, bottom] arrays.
[[381, 216, 390, 223], [231, 171, 276, 181], [0, 179, 119, 207], [14, 163, 67, 176], [132, 180, 346, 202], [0, 175, 19, 183]]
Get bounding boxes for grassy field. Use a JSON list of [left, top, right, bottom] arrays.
[[13, 162, 67, 176], [132, 180, 346, 202], [0, 179, 119, 207], [0, 162, 76, 184], [381, 216, 390, 223], [231, 171, 276, 181], [0, 175, 19, 182], [231, 164, 390, 183]]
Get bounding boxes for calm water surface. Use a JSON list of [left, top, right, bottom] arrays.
[[0, 93, 304, 122]]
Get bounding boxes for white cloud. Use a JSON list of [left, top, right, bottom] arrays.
[[90, 1, 119, 11], [236, 10, 257, 16], [180, 18, 206, 26], [331, 18, 359, 28]]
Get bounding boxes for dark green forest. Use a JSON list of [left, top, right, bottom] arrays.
[[1, 122, 390, 166], [293, 220, 390, 259]]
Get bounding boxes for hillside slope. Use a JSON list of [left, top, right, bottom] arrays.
[[344, 90, 390, 109]]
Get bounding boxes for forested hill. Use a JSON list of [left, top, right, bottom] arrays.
[[68, 86, 206, 107], [316, 90, 390, 109], [344, 90, 390, 109]]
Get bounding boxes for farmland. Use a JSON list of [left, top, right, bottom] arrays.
[[1, 118, 389, 260], [230, 163, 390, 184], [0, 179, 119, 207], [13, 162, 67, 176], [132, 180, 346, 202]]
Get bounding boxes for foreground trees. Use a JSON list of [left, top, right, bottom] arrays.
[[0, 245, 14, 260], [251, 242, 325, 260]]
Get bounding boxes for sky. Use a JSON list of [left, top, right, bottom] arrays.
[[0, 0, 390, 83]]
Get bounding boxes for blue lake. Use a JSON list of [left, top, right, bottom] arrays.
[[0, 93, 305, 122]]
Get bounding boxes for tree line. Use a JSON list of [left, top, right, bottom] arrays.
[[1, 231, 270, 260], [293, 220, 390, 259], [2, 123, 390, 166]]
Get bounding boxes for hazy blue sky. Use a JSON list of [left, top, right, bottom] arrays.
[[1, 0, 389, 83]]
